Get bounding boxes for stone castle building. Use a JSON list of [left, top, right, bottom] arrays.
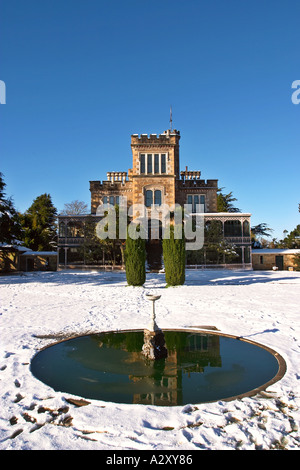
[[89, 129, 218, 214], [58, 128, 252, 269]]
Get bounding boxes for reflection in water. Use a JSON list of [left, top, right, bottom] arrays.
[[142, 329, 168, 360], [31, 330, 279, 406]]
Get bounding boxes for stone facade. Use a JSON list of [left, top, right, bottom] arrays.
[[57, 128, 252, 269], [252, 249, 300, 271], [90, 129, 218, 215]]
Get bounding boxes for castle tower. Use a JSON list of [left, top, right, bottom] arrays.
[[130, 129, 181, 209]]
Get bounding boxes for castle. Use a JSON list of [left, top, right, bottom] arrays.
[[58, 128, 252, 269]]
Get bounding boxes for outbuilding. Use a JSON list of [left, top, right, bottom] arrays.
[[20, 251, 57, 272], [252, 249, 300, 271]]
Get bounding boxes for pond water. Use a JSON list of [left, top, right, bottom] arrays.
[[31, 330, 282, 406]]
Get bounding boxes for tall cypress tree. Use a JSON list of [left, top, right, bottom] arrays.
[[125, 227, 146, 286], [162, 223, 185, 286]]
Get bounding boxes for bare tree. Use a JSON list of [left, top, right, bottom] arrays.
[[60, 200, 89, 215]]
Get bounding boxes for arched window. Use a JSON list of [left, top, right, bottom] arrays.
[[59, 222, 66, 237], [243, 220, 250, 237], [224, 220, 242, 237], [145, 189, 162, 207]]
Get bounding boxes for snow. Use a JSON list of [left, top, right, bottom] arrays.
[[0, 243, 31, 252], [0, 268, 299, 450], [252, 249, 300, 254], [21, 251, 57, 256]]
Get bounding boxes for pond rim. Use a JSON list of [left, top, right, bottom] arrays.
[[31, 327, 287, 404]]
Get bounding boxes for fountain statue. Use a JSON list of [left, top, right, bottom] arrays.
[[142, 293, 168, 360], [145, 294, 161, 331]]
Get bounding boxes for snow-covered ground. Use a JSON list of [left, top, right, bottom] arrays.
[[0, 268, 299, 450]]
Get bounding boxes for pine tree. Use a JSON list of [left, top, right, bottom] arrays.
[[294, 253, 300, 271], [21, 194, 57, 251], [125, 227, 146, 286], [0, 172, 22, 244], [281, 224, 300, 249], [162, 223, 185, 286], [217, 188, 240, 212]]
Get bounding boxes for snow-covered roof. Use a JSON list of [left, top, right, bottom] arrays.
[[20, 251, 57, 256], [252, 249, 300, 254], [194, 212, 252, 216], [0, 243, 32, 252]]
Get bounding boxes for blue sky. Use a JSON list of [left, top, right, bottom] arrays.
[[0, 0, 299, 240]]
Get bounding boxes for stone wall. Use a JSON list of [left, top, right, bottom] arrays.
[[252, 252, 299, 271]]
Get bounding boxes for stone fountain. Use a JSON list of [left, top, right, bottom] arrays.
[[142, 293, 168, 360]]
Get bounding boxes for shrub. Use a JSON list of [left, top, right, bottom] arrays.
[[162, 224, 185, 286], [125, 230, 146, 286]]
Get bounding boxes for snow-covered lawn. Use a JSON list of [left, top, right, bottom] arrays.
[[0, 269, 299, 450]]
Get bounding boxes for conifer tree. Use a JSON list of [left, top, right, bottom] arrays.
[[162, 223, 185, 286], [217, 188, 240, 212], [21, 193, 57, 251], [293, 253, 300, 271], [125, 227, 146, 286], [0, 172, 21, 244]]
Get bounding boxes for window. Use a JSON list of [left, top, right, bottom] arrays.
[[200, 195, 205, 211], [59, 222, 66, 237], [187, 194, 205, 213], [145, 189, 162, 207], [154, 154, 159, 174], [139, 153, 167, 174], [224, 220, 242, 237], [102, 195, 120, 205], [260, 255, 264, 264], [161, 154, 166, 173], [154, 190, 161, 205], [145, 190, 153, 207], [67, 222, 84, 238], [243, 220, 250, 237], [147, 154, 152, 173], [140, 154, 145, 174]]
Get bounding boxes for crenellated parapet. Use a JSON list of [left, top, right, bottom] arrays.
[[90, 172, 129, 190], [131, 129, 180, 147], [177, 178, 218, 188]]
